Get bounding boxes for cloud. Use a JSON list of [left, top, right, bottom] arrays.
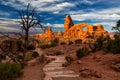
[[71, 7, 120, 21], [0, 18, 19, 26], [1, 0, 75, 14], [81, 0, 96, 5], [42, 23, 63, 28], [53, 24, 64, 28], [0, 0, 120, 32], [0, 25, 20, 32], [0, 11, 11, 17]]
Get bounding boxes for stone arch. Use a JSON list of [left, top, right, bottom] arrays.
[[73, 23, 93, 32], [79, 23, 91, 31], [82, 26, 87, 31]]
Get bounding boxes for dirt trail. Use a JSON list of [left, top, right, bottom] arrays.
[[43, 56, 80, 80], [16, 48, 45, 80]]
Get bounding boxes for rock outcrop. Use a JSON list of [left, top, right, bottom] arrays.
[[64, 15, 74, 32], [36, 15, 108, 42], [0, 40, 22, 51], [37, 28, 55, 42], [63, 15, 108, 39], [57, 30, 63, 38]]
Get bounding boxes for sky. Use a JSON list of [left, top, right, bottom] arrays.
[[0, 0, 120, 33]]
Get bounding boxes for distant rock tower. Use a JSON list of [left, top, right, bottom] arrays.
[[64, 15, 74, 32]]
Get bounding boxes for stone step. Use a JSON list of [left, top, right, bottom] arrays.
[[49, 62, 65, 65], [44, 77, 52, 80], [46, 74, 79, 78], [46, 56, 65, 59], [45, 65, 62, 67], [52, 60, 66, 63], [52, 77, 82, 80], [43, 67, 64, 71], [45, 70, 75, 75]]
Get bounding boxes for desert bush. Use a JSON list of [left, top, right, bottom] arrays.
[[54, 51, 63, 56], [92, 36, 105, 51], [27, 44, 35, 50], [40, 38, 59, 49], [0, 63, 22, 80], [76, 47, 89, 59], [103, 34, 120, 54], [60, 42, 66, 45], [65, 55, 73, 63], [68, 41, 73, 45], [26, 54, 33, 61], [26, 51, 39, 61], [32, 51, 39, 58], [50, 38, 59, 47], [0, 54, 6, 62], [39, 44, 48, 49], [75, 39, 82, 44]]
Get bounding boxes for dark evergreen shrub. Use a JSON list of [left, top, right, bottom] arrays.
[[92, 36, 105, 51], [54, 51, 62, 56], [32, 51, 39, 58], [65, 55, 73, 63], [60, 42, 66, 45], [0, 63, 22, 80], [103, 34, 120, 54], [68, 41, 73, 45], [76, 47, 89, 59], [27, 45, 35, 50], [26, 54, 33, 61], [0, 54, 6, 62], [75, 39, 82, 44], [40, 38, 59, 49]]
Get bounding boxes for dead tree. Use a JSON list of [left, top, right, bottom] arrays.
[[18, 3, 44, 48]]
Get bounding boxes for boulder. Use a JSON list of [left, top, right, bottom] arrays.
[[79, 68, 102, 78], [111, 59, 120, 72]]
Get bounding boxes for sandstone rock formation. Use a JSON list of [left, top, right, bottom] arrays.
[[63, 15, 108, 39], [64, 15, 74, 32], [0, 40, 22, 51], [57, 30, 63, 38], [37, 28, 55, 42], [36, 15, 108, 42]]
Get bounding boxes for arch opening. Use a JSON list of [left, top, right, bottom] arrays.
[[82, 26, 87, 31]]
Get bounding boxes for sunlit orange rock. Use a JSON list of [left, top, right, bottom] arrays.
[[63, 15, 108, 39], [64, 15, 74, 32], [36, 15, 108, 43], [37, 28, 55, 42], [57, 30, 63, 38]]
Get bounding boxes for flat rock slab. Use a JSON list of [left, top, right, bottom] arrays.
[[52, 77, 82, 80]]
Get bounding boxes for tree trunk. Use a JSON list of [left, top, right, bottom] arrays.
[[22, 29, 29, 68]]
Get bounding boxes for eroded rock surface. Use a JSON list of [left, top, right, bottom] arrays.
[[36, 15, 108, 42], [63, 15, 108, 39]]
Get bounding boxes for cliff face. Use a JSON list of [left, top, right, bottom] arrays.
[[63, 15, 108, 39]]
